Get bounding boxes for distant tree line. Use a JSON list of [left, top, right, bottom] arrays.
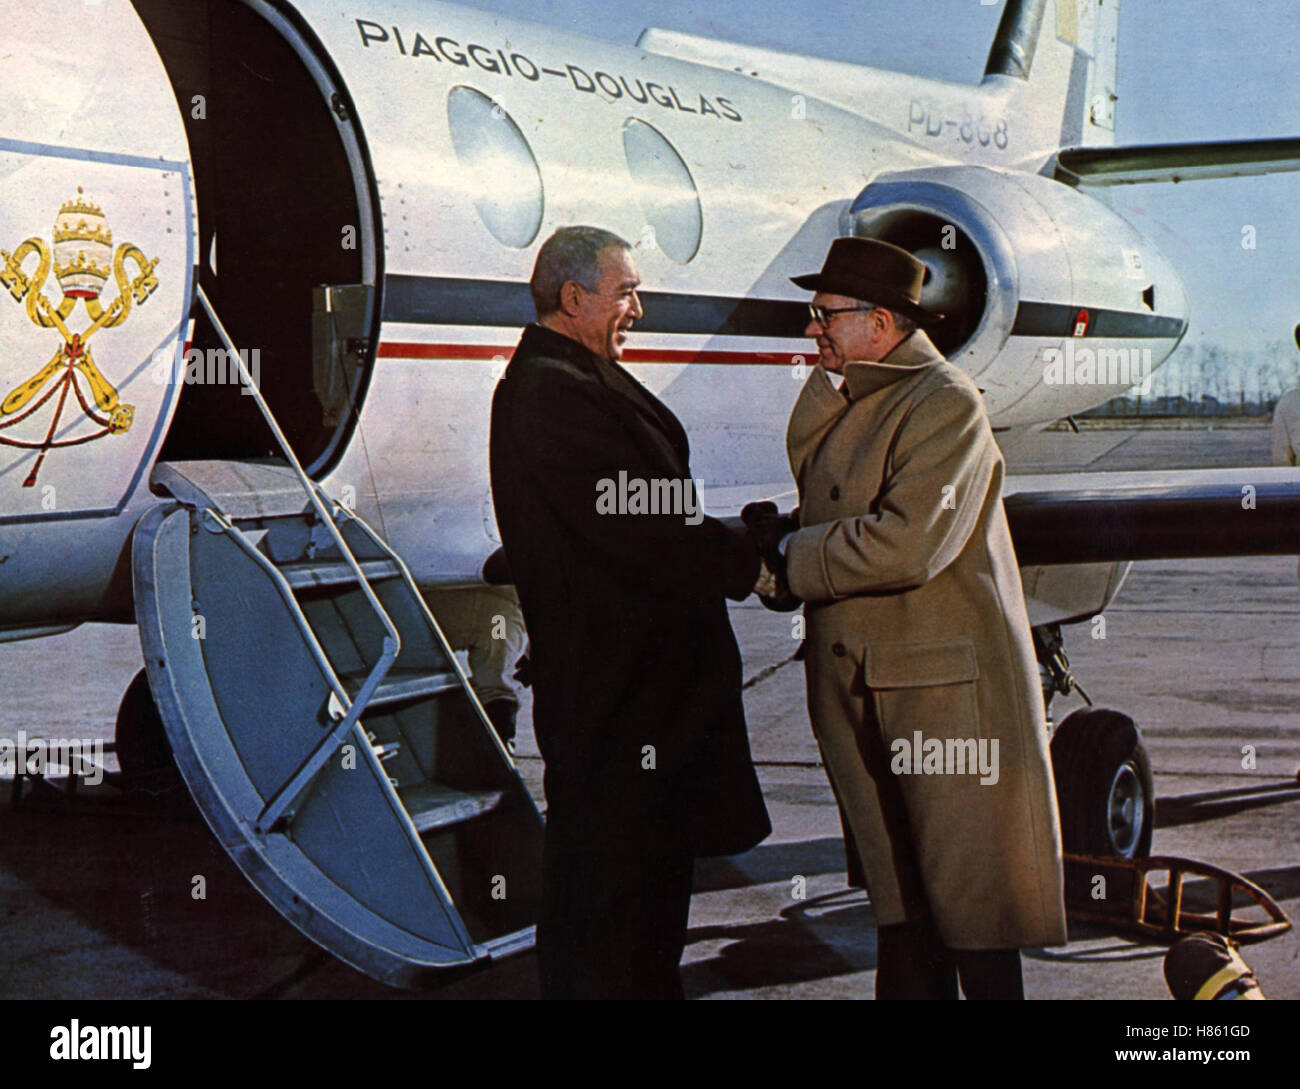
[[1081, 339, 1299, 418]]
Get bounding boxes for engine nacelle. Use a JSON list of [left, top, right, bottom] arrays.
[[849, 166, 1188, 427]]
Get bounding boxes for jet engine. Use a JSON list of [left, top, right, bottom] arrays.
[[849, 166, 1189, 427]]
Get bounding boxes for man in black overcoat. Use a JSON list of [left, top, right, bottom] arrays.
[[489, 226, 771, 999]]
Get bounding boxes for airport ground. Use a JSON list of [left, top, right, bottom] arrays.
[[0, 420, 1296, 1001]]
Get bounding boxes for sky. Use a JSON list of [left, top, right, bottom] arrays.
[[453, 0, 1300, 395]]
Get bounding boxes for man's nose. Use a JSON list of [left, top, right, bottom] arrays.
[[630, 291, 644, 320], [804, 317, 823, 337]]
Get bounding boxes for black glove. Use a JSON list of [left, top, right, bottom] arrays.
[[740, 500, 779, 526], [740, 502, 801, 612], [741, 501, 799, 562]]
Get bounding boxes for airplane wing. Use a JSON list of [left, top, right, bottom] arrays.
[[1052, 137, 1300, 186], [1004, 467, 1300, 565], [707, 468, 1300, 569]]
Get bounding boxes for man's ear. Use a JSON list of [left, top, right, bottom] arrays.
[[559, 280, 584, 318]]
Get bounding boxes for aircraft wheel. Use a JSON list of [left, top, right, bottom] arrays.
[[1050, 708, 1154, 859], [115, 669, 183, 794]]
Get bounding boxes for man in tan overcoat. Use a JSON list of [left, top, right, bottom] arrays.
[[754, 237, 1066, 998]]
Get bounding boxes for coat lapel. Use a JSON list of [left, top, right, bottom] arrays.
[[787, 365, 852, 482], [513, 324, 688, 476], [596, 360, 690, 473], [788, 330, 948, 488]]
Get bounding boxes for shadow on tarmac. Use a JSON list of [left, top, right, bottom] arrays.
[[694, 836, 849, 892], [684, 888, 877, 996], [9, 785, 1288, 999], [1155, 779, 1300, 828], [0, 795, 549, 999], [2, 792, 877, 999]]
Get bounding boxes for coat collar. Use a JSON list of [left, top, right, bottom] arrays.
[[841, 328, 946, 400], [512, 323, 688, 466], [513, 322, 602, 373]]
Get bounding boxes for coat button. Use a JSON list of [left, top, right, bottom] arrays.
[[829, 486, 840, 500], [832, 642, 846, 657]]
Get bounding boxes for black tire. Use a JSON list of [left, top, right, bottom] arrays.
[[115, 669, 183, 792], [1050, 708, 1154, 858]]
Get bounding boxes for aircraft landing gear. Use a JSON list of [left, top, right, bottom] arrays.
[[1050, 708, 1155, 859], [1034, 623, 1156, 859], [1030, 634, 1290, 945]]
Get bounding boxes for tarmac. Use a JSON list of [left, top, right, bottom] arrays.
[[0, 420, 1297, 1001]]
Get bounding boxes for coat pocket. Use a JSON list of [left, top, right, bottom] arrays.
[[864, 639, 981, 744]]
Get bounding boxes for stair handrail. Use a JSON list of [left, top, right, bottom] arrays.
[[337, 510, 517, 765], [196, 286, 400, 831]]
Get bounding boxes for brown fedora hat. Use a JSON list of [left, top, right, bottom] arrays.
[[792, 236, 944, 326]]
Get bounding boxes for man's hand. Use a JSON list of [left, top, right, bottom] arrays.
[[754, 558, 779, 598], [755, 558, 801, 612]]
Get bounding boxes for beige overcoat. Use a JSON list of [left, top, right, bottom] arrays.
[[784, 329, 1067, 949]]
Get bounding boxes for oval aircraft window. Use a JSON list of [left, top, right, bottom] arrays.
[[622, 119, 702, 264], [447, 87, 544, 248]]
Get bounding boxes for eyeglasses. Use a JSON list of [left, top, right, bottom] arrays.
[[808, 303, 876, 326]]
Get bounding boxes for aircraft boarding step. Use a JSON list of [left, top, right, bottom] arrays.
[[133, 457, 543, 987], [280, 557, 403, 590], [340, 667, 463, 710], [398, 783, 507, 835]]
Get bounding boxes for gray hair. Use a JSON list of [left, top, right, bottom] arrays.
[[889, 310, 917, 337], [530, 226, 632, 317], [855, 302, 916, 338]]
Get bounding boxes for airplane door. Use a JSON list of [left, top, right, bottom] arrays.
[[132, 0, 382, 481], [0, 1, 193, 518]]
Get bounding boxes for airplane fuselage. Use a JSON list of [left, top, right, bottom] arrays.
[[0, 0, 1187, 631]]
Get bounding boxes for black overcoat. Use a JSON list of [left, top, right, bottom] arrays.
[[489, 323, 771, 858]]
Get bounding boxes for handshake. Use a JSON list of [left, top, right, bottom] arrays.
[[742, 501, 801, 612]]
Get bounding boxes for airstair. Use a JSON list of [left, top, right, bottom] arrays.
[[131, 290, 542, 986]]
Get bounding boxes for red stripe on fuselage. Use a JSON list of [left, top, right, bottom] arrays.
[[376, 342, 803, 365]]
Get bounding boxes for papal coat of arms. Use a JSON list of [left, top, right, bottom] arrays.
[[0, 189, 160, 487]]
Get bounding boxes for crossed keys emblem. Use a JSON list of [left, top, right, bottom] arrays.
[[0, 189, 159, 487]]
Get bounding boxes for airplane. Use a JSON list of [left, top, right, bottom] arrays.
[[1, 0, 1298, 986]]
